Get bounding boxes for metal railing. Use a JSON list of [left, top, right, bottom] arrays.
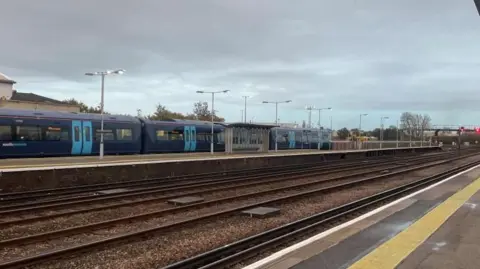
[[330, 140, 434, 151]]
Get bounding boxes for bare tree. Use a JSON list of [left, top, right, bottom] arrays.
[[400, 112, 432, 138]]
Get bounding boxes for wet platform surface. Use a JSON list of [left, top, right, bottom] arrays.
[[396, 191, 480, 269], [246, 165, 480, 269]]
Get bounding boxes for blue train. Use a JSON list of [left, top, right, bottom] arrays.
[[0, 108, 331, 158]]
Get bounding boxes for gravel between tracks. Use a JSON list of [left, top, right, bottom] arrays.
[[1, 165, 350, 207], [5, 155, 480, 268], [2, 166, 366, 214], [0, 164, 402, 240], [0, 164, 404, 258]]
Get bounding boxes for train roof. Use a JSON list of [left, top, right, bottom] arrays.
[[274, 126, 332, 132], [0, 108, 140, 123], [140, 118, 225, 127], [218, 122, 279, 129]]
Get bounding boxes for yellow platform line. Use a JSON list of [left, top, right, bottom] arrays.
[[348, 176, 480, 269]]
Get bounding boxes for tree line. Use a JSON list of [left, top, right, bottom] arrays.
[[334, 112, 432, 140], [62, 99, 225, 122]]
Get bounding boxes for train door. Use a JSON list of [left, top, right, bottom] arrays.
[[289, 131, 296, 149], [81, 121, 93, 155], [71, 120, 83, 155], [190, 126, 197, 151], [184, 126, 191, 152]]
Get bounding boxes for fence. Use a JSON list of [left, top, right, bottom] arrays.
[[330, 140, 433, 151]]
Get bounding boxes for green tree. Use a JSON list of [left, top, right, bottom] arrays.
[[189, 101, 225, 122], [371, 126, 398, 140], [148, 104, 186, 120], [350, 128, 360, 136], [337, 127, 350, 140], [62, 98, 105, 114]]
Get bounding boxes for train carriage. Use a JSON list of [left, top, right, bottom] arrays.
[[0, 109, 142, 158], [269, 127, 331, 151], [0, 108, 332, 158], [140, 119, 225, 154]]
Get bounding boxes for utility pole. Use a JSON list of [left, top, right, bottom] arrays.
[[306, 106, 314, 128], [242, 96, 249, 123], [85, 69, 126, 159]]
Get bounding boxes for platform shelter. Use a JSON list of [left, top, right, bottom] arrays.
[[221, 123, 277, 154]]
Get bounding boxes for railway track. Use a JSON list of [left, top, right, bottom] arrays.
[[163, 159, 480, 269], [0, 154, 412, 203], [1, 150, 453, 204], [0, 151, 468, 228], [0, 151, 478, 269], [0, 154, 456, 247], [0, 151, 460, 217]]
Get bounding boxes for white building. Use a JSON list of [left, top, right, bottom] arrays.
[[0, 72, 80, 112], [0, 72, 15, 100]]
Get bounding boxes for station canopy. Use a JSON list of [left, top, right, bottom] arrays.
[[220, 122, 278, 153]]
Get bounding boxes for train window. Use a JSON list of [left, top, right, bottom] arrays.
[[74, 126, 80, 142], [168, 131, 183, 141], [0, 126, 12, 141], [94, 129, 114, 141], [60, 130, 69, 141], [276, 133, 287, 143], [85, 127, 91, 141], [295, 132, 302, 143], [197, 132, 211, 142], [155, 130, 168, 141], [116, 128, 133, 141], [196, 133, 207, 141], [16, 126, 42, 141], [45, 126, 69, 141], [217, 132, 225, 144]]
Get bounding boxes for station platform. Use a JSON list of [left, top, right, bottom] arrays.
[[0, 146, 440, 193], [245, 162, 480, 269], [0, 146, 439, 172]]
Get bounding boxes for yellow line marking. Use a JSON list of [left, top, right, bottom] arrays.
[[348, 176, 480, 269]]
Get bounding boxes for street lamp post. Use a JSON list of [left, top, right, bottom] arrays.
[[396, 119, 399, 148], [242, 96, 249, 123], [313, 107, 332, 150], [359, 113, 368, 136], [196, 90, 229, 155], [85, 69, 125, 159], [305, 106, 314, 128], [262, 100, 292, 152], [380, 116, 389, 148]]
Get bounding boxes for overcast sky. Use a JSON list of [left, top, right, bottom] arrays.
[[1, 0, 480, 130]]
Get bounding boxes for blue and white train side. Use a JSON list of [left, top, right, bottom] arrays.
[[0, 108, 329, 158]]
